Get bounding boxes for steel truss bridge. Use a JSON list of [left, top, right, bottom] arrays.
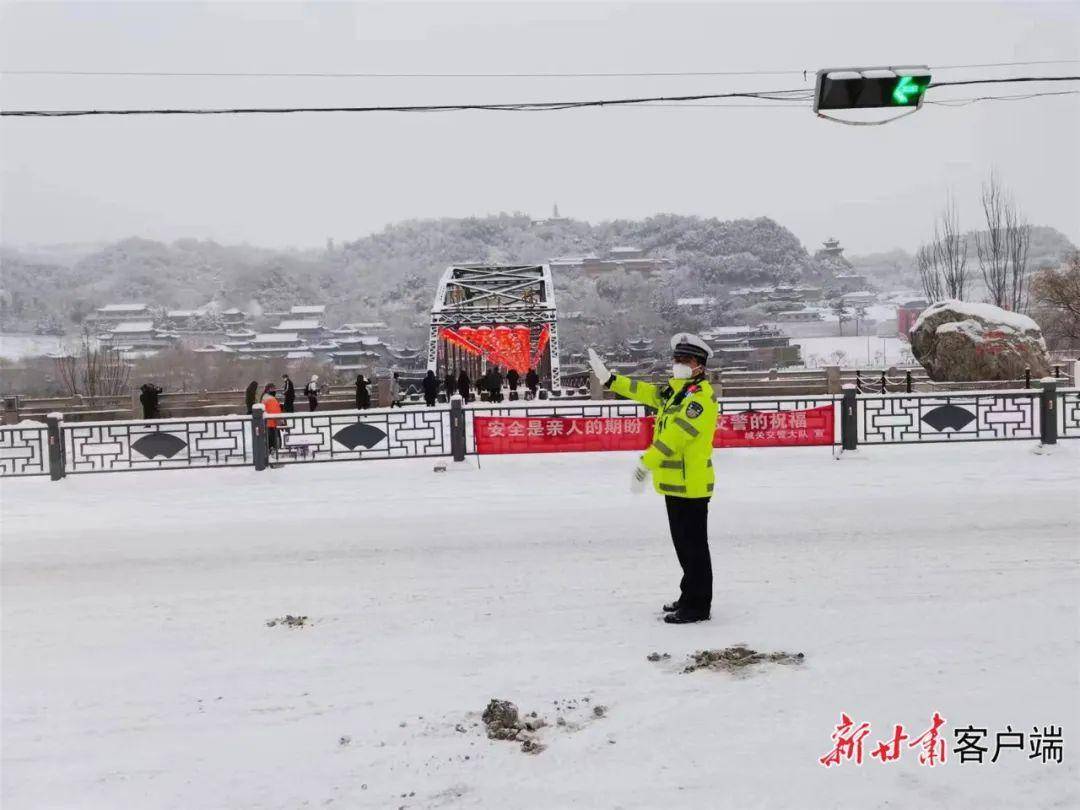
[[427, 264, 561, 390]]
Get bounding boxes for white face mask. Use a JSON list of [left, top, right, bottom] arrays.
[[672, 362, 694, 379]]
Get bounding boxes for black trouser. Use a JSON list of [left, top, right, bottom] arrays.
[[664, 496, 712, 615], [284, 399, 295, 413]]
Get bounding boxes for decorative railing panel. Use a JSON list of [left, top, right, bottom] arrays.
[[0, 425, 49, 477], [64, 416, 251, 473], [1058, 388, 1080, 439], [858, 390, 1039, 444], [270, 407, 452, 463]]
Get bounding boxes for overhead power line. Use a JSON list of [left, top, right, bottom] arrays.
[[928, 75, 1080, 89], [928, 59, 1080, 71], [2, 58, 1078, 80], [0, 68, 808, 79], [642, 90, 1080, 110], [0, 87, 815, 117], [925, 89, 1080, 107], [1, 75, 1076, 118]]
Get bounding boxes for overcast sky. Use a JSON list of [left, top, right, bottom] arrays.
[[1, 1, 1078, 255]]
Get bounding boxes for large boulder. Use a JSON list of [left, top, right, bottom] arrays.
[[910, 300, 1051, 382]]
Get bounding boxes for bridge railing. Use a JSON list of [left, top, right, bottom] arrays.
[[4, 381, 1075, 480]]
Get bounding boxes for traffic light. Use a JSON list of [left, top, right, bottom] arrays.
[[814, 66, 932, 112]]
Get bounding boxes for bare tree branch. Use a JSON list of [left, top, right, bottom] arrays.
[[976, 169, 1009, 307], [1004, 199, 1030, 312], [1031, 251, 1080, 348], [51, 329, 132, 403], [916, 243, 943, 302], [935, 194, 968, 299]]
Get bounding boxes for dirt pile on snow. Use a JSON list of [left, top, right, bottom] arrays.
[[480, 696, 607, 754], [481, 698, 546, 754], [265, 614, 308, 628], [684, 645, 804, 674], [481, 699, 521, 741]]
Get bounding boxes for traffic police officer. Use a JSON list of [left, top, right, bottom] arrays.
[[588, 334, 718, 624]]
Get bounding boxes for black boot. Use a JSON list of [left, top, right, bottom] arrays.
[[662, 600, 680, 613], [663, 610, 710, 624]]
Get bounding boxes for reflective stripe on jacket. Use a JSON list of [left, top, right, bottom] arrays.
[[608, 373, 718, 499]]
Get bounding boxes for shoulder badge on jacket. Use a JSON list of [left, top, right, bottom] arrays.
[[685, 401, 704, 419]]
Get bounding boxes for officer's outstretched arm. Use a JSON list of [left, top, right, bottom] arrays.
[[607, 374, 664, 409], [640, 396, 705, 471]]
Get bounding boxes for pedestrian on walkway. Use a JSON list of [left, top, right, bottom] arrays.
[[304, 375, 320, 411], [355, 374, 371, 410], [261, 382, 283, 455], [389, 372, 403, 407], [422, 370, 439, 407], [281, 373, 296, 412], [244, 380, 259, 415], [139, 383, 163, 419]]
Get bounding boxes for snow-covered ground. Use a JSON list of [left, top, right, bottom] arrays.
[[792, 334, 913, 368], [2, 443, 1077, 809]]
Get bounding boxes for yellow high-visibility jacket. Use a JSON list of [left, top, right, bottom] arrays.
[[608, 373, 718, 499]]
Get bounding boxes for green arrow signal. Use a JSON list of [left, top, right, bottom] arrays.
[[892, 75, 927, 105]]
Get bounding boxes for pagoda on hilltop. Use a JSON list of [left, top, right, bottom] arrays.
[[820, 237, 845, 260]]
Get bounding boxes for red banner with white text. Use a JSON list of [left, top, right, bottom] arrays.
[[714, 405, 834, 447], [475, 405, 834, 454], [475, 416, 653, 454]]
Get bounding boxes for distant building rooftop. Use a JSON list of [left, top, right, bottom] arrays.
[[290, 305, 326, 316], [702, 325, 780, 338], [97, 303, 148, 313], [549, 256, 597, 264], [167, 309, 197, 318], [251, 332, 299, 344], [274, 319, 322, 331], [110, 320, 155, 333]]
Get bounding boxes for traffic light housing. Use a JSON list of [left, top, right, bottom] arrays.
[[814, 66, 931, 112]]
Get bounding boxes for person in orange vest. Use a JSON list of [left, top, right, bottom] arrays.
[[261, 382, 284, 455]]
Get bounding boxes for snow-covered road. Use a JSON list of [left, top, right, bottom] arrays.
[[2, 442, 1077, 809]]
